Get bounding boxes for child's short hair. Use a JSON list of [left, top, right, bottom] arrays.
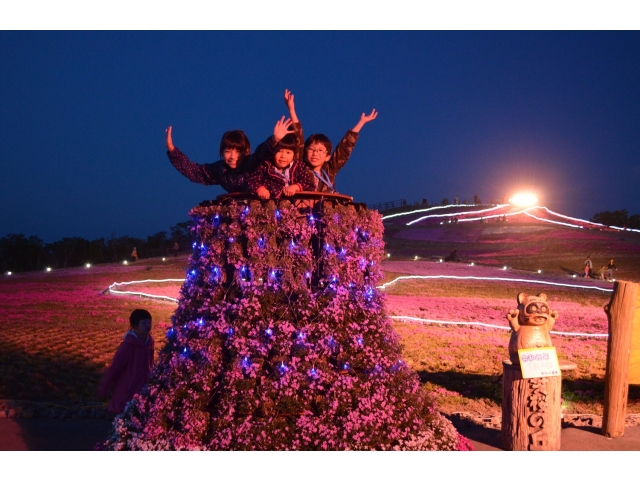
[[130, 309, 152, 328], [277, 133, 298, 155], [219, 130, 250, 158], [304, 134, 332, 154]]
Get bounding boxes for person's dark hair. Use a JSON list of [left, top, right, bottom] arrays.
[[130, 309, 152, 328], [219, 130, 250, 158], [304, 134, 332, 154], [277, 133, 298, 154]]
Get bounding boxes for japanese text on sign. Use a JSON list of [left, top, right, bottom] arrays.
[[518, 347, 561, 379]]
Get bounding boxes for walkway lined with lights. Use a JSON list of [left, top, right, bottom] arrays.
[[106, 279, 184, 302], [383, 203, 640, 233], [390, 315, 608, 338], [378, 274, 613, 293], [106, 265, 613, 337]]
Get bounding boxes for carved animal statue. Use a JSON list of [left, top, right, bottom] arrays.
[[507, 292, 558, 364]]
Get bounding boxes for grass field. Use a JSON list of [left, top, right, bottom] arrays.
[[1, 211, 639, 421]]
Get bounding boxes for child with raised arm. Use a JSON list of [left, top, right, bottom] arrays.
[[283, 90, 377, 193], [165, 117, 294, 193], [247, 132, 315, 200]]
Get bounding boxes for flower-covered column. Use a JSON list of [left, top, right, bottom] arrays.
[[104, 195, 468, 451]]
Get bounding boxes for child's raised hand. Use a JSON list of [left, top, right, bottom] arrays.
[[256, 186, 271, 200], [360, 109, 378, 124], [283, 184, 301, 197], [166, 126, 175, 151], [283, 89, 299, 123], [352, 109, 378, 133], [274, 116, 294, 143], [284, 89, 295, 110]]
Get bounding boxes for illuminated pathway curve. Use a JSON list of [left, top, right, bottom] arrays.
[[106, 261, 612, 338], [383, 203, 640, 233]]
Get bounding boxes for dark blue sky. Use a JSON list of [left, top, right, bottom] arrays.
[[1, 31, 639, 242]]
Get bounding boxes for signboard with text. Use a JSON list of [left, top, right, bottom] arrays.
[[518, 347, 561, 379]]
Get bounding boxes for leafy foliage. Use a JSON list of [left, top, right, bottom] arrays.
[[0, 222, 193, 272], [591, 209, 640, 229]]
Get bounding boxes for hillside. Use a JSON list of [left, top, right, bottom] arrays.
[[381, 204, 640, 283]]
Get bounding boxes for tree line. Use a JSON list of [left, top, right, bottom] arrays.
[[590, 209, 640, 229], [0, 222, 194, 273]]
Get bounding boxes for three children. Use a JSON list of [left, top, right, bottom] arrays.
[[166, 89, 377, 198]]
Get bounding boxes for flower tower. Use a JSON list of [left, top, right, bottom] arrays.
[[104, 193, 469, 450]]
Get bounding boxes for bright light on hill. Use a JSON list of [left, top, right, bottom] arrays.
[[509, 192, 538, 207]]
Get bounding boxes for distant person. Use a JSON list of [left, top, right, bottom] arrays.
[[454, 195, 459, 205], [98, 309, 155, 415], [131, 247, 138, 262], [171, 242, 180, 258], [596, 265, 607, 280], [444, 249, 459, 262], [607, 258, 617, 281], [584, 255, 593, 278]]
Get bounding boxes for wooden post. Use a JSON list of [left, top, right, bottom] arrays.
[[501, 360, 574, 450], [602, 280, 638, 438]]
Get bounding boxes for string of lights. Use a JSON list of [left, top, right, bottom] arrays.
[[107, 278, 184, 302], [382, 203, 485, 221], [405, 205, 509, 226], [524, 210, 581, 228], [540, 206, 640, 233], [108, 288, 179, 302], [456, 206, 537, 223], [106, 275, 613, 338], [377, 274, 614, 293], [390, 315, 609, 338], [380, 202, 640, 233]]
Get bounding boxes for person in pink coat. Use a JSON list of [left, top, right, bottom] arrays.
[[98, 309, 154, 415]]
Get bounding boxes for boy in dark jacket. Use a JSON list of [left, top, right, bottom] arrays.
[[98, 309, 155, 415], [165, 117, 294, 193], [247, 132, 314, 200], [283, 89, 377, 193]]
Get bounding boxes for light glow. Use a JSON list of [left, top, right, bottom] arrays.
[[85, 263, 91, 268], [509, 192, 538, 207], [46, 267, 52, 272]]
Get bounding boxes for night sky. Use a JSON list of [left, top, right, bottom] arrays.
[[2, 31, 639, 242]]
